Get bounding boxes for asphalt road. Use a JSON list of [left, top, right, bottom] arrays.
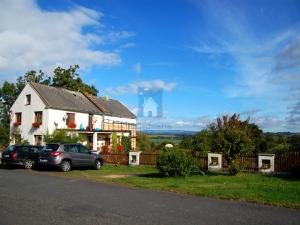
[[0, 169, 299, 225]]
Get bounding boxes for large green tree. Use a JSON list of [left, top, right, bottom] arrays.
[[52, 65, 98, 95], [209, 114, 255, 175]]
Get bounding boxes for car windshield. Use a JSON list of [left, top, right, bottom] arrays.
[[4, 146, 15, 152], [43, 144, 59, 152]]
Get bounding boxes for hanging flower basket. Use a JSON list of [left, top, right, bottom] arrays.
[[32, 122, 42, 128], [67, 123, 77, 129], [13, 121, 21, 126]]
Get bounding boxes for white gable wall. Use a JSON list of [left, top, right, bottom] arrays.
[[10, 84, 48, 145]]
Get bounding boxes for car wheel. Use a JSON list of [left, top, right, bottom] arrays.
[[94, 160, 101, 170], [60, 160, 71, 172], [24, 159, 34, 169]]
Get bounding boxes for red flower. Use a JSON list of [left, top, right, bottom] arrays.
[[116, 145, 125, 152], [13, 121, 21, 126], [67, 123, 77, 129], [32, 122, 42, 128]]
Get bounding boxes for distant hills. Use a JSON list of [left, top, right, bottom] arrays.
[[142, 130, 299, 137], [142, 130, 198, 136]]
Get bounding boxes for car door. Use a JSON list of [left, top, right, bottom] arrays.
[[17, 146, 30, 160], [29, 146, 40, 162], [77, 144, 94, 166], [63, 144, 81, 166]]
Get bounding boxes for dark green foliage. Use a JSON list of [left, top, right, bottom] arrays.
[[191, 130, 212, 153], [121, 136, 132, 152], [288, 134, 300, 152], [247, 123, 265, 153], [0, 125, 9, 148], [52, 65, 98, 95], [157, 148, 199, 177], [137, 132, 151, 151], [209, 114, 255, 175], [44, 130, 84, 144], [16, 70, 51, 93], [180, 136, 193, 149], [263, 134, 291, 154]]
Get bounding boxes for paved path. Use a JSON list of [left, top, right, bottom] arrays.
[[0, 169, 299, 225]]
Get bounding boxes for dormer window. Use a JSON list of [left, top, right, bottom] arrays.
[[25, 94, 31, 105]]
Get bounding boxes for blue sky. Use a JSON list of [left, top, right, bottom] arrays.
[[0, 0, 299, 131]]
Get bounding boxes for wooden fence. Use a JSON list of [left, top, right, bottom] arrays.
[[101, 151, 300, 174], [275, 151, 300, 174], [139, 152, 158, 166], [101, 153, 129, 165]]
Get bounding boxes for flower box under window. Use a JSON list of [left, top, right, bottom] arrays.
[[13, 121, 21, 126], [32, 122, 42, 128], [67, 123, 77, 129]]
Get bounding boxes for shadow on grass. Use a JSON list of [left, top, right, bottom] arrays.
[[267, 173, 300, 181], [137, 173, 166, 178]]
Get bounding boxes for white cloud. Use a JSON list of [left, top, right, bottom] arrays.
[[0, 0, 135, 76], [133, 62, 142, 74], [189, 0, 300, 131], [104, 79, 177, 95]]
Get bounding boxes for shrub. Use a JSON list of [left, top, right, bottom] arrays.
[[111, 132, 117, 152], [121, 136, 132, 152], [228, 160, 239, 175], [157, 148, 199, 177], [137, 132, 151, 151], [44, 130, 84, 143]]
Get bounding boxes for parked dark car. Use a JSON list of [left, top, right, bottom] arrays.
[[38, 143, 103, 172], [1, 145, 43, 169]]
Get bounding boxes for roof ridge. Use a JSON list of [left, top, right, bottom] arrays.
[[82, 92, 108, 113]]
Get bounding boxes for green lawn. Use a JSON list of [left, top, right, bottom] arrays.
[[40, 165, 300, 208]]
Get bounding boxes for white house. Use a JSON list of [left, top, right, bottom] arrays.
[[10, 82, 137, 151]]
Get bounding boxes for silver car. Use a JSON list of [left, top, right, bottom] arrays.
[[38, 143, 103, 172]]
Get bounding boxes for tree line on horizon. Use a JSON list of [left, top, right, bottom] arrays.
[[137, 114, 300, 155]]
